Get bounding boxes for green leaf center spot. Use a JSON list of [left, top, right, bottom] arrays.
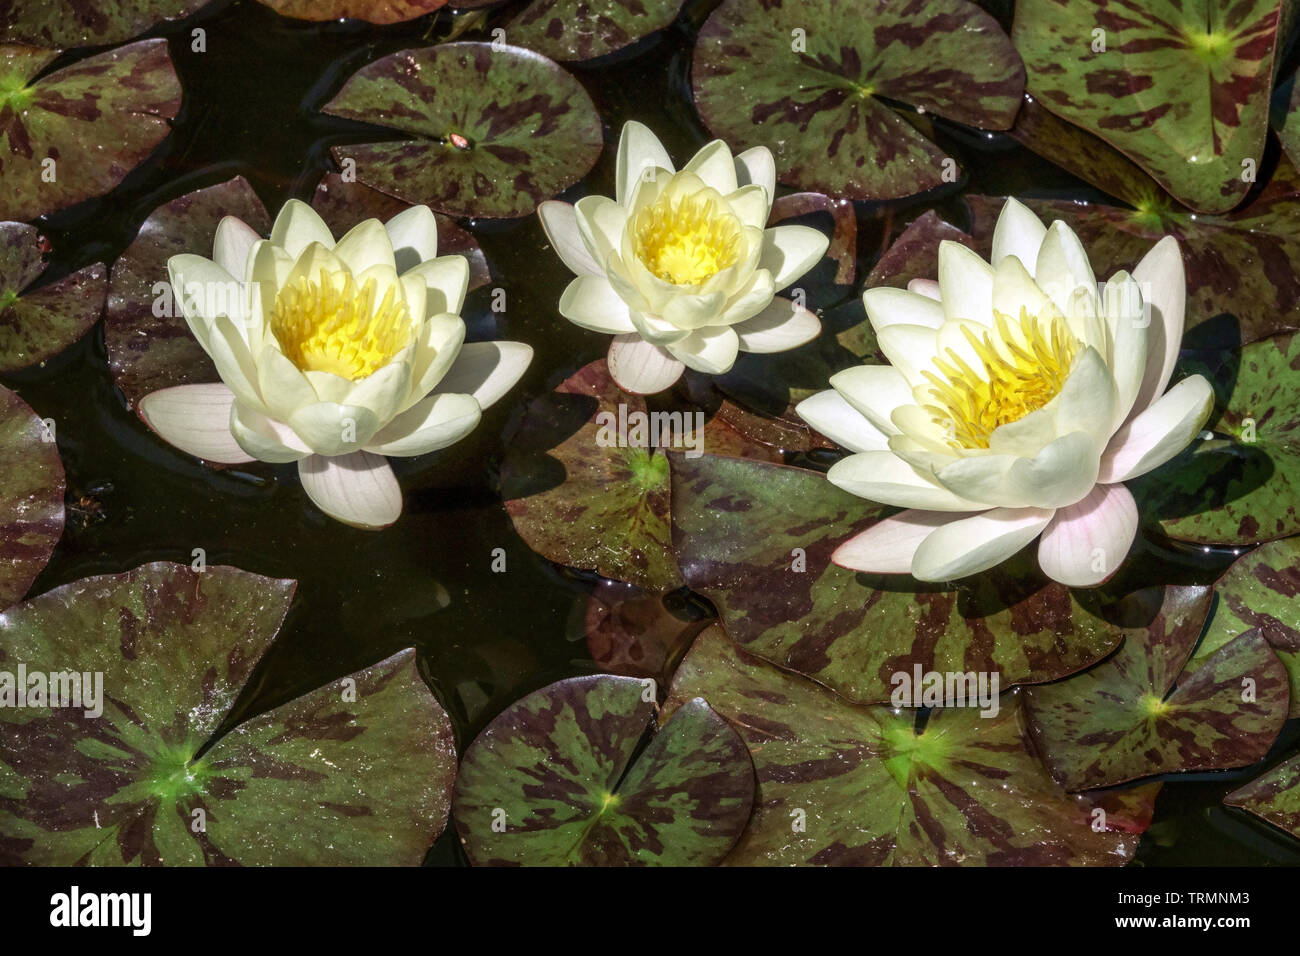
[[1184, 29, 1232, 64], [627, 448, 669, 491], [881, 719, 951, 790], [146, 742, 210, 802], [0, 72, 33, 113], [0, 289, 19, 313], [1139, 692, 1171, 719]]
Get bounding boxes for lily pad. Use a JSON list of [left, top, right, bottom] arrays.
[[1275, 67, 1300, 169], [768, 191, 857, 304], [665, 625, 1159, 866], [1013, 0, 1286, 213], [255, 0, 447, 22], [0, 563, 456, 866], [310, 173, 490, 293], [691, 0, 1024, 200], [584, 580, 709, 682], [0, 384, 63, 611], [323, 42, 603, 219], [505, 0, 686, 62], [1024, 591, 1288, 791], [0, 222, 105, 372], [670, 453, 1187, 705], [1225, 754, 1300, 841], [1185, 537, 1300, 716], [867, 208, 987, 290], [1128, 331, 1300, 545], [105, 177, 269, 410], [0, 39, 181, 221], [1, 1, 208, 47], [452, 674, 754, 865]]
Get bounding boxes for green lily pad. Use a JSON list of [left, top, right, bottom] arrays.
[[1025, 590, 1288, 791], [1185, 537, 1300, 717], [255, 0, 446, 22], [1225, 753, 1300, 841], [310, 173, 490, 294], [0, 1, 208, 47], [1128, 331, 1300, 545], [691, 0, 1024, 200], [501, 360, 777, 593], [452, 674, 753, 865], [505, 0, 687, 62], [1013, 0, 1286, 213], [665, 625, 1159, 866], [965, 161, 1300, 347], [105, 177, 269, 410], [584, 580, 710, 682], [0, 222, 105, 373], [323, 42, 602, 219], [1275, 67, 1300, 169], [0, 384, 63, 611], [0, 563, 456, 866], [0, 39, 181, 221], [670, 453, 1182, 705]]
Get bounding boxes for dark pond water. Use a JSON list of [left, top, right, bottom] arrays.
[[3, 0, 1298, 866]]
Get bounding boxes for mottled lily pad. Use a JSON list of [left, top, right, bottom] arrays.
[[0, 39, 181, 221], [0, 385, 63, 610], [1129, 331, 1300, 545], [584, 580, 709, 682], [0, 222, 105, 372], [255, 0, 446, 22], [323, 42, 602, 219], [452, 674, 753, 865], [310, 173, 490, 293], [106, 177, 269, 410], [867, 208, 987, 290], [1014, 0, 1286, 213], [0, 563, 456, 866], [1225, 754, 1300, 840], [1025, 590, 1288, 791], [691, 0, 1024, 200], [1275, 67, 1300, 169], [665, 625, 1159, 866], [505, 0, 686, 62], [670, 453, 1165, 704], [0, 1, 208, 46], [966, 164, 1300, 347], [1185, 537, 1300, 716]]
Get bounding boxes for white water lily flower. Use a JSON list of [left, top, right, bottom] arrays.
[[538, 121, 829, 394], [796, 198, 1214, 587], [139, 199, 532, 530]]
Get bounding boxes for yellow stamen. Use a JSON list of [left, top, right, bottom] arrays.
[[921, 307, 1080, 450], [270, 269, 413, 381], [632, 191, 742, 285]]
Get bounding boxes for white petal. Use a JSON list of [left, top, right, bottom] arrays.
[[574, 196, 628, 273], [538, 201, 601, 276], [1098, 375, 1214, 483], [207, 314, 265, 411], [662, 290, 728, 330], [733, 298, 820, 353], [298, 452, 401, 530], [937, 240, 995, 324], [256, 344, 317, 421], [862, 286, 945, 331], [432, 341, 532, 410], [558, 275, 637, 333], [795, 389, 890, 453], [288, 402, 381, 456], [829, 364, 913, 436], [990, 198, 1047, 271], [934, 431, 1100, 510], [908, 278, 941, 301], [833, 510, 967, 574], [365, 392, 481, 457], [875, 323, 939, 387], [607, 334, 685, 394], [666, 326, 740, 374], [616, 120, 674, 206], [1099, 270, 1149, 426], [828, 450, 984, 511], [760, 225, 829, 290], [990, 253, 1050, 320], [683, 139, 738, 195], [725, 184, 771, 230], [344, 360, 411, 425], [385, 205, 438, 274], [1129, 236, 1186, 418], [405, 314, 467, 405], [230, 402, 311, 463], [1037, 483, 1137, 587], [168, 253, 241, 331], [1035, 221, 1097, 317], [270, 199, 335, 258], [213, 216, 261, 280], [403, 255, 470, 317], [911, 507, 1054, 581], [139, 384, 254, 464], [733, 147, 776, 198]]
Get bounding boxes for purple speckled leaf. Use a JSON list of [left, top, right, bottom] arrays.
[[671, 453, 1148, 705], [583, 579, 709, 682], [1225, 753, 1300, 840], [1014, 0, 1285, 213], [255, 0, 447, 22], [453, 674, 753, 865], [666, 625, 1159, 866], [0, 384, 62, 611], [1275, 67, 1300, 168], [0, 563, 456, 865], [0, 39, 181, 221], [506, 0, 687, 62], [323, 42, 602, 219], [0, 221, 104, 372], [692, 0, 1024, 200], [105, 177, 269, 410], [1026, 591, 1288, 791], [0, 1, 208, 46]]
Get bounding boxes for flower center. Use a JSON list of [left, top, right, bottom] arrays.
[[922, 308, 1080, 450], [632, 192, 742, 285], [270, 269, 413, 381]]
